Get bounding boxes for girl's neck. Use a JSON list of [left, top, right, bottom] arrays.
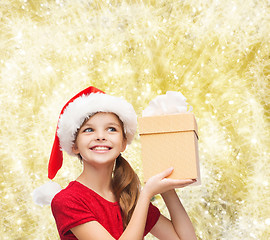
[[76, 161, 116, 202]]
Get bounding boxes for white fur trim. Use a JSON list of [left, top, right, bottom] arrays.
[[32, 181, 62, 206], [57, 93, 137, 156]]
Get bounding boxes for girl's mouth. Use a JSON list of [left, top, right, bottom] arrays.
[[90, 146, 112, 151]]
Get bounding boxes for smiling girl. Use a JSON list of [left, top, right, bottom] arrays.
[[46, 86, 197, 240]]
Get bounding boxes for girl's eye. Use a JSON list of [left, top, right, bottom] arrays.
[[108, 127, 117, 132], [84, 128, 93, 132]]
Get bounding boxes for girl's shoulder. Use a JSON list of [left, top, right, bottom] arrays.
[[51, 181, 81, 205], [51, 180, 119, 210]]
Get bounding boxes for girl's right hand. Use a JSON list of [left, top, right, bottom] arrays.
[[143, 167, 195, 199]]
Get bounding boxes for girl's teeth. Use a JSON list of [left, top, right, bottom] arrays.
[[93, 147, 109, 150]]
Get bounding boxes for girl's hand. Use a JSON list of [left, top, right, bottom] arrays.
[[143, 167, 195, 198]]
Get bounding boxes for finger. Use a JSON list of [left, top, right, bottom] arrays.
[[174, 179, 196, 188], [157, 167, 174, 179], [163, 178, 194, 184], [162, 178, 195, 188]]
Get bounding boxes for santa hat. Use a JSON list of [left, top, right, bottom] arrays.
[[33, 86, 137, 205], [48, 86, 137, 180]]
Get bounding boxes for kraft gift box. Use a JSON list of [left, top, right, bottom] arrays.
[[138, 113, 200, 184]]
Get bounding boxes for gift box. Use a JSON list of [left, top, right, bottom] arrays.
[[138, 113, 200, 183]]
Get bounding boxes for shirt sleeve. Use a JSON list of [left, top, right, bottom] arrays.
[[51, 192, 96, 237], [144, 202, 161, 236]]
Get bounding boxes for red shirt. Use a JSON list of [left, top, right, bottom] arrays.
[[51, 181, 160, 239]]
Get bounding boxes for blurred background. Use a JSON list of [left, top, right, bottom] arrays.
[[0, 0, 269, 239]]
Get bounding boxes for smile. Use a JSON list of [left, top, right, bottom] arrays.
[[90, 146, 112, 151]]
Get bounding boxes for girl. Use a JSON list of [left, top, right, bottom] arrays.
[[47, 86, 197, 240]]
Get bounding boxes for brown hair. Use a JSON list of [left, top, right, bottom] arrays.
[[112, 154, 140, 229]]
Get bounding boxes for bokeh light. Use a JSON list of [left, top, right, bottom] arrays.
[[0, 0, 269, 239]]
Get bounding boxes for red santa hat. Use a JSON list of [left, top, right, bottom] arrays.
[[48, 86, 137, 180]]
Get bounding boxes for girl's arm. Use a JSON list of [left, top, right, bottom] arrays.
[[71, 168, 194, 240], [150, 189, 197, 240]]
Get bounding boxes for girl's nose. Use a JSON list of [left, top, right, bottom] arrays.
[[96, 137, 106, 141], [95, 130, 106, 141]]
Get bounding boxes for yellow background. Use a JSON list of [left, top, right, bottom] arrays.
[[0, 0, 269, 239]]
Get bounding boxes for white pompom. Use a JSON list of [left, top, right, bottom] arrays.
[[33, 181, 62, 206]]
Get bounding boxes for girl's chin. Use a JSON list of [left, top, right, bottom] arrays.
[[82, 155, 118, 165]]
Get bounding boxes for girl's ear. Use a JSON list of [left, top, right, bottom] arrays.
[[72, 143, 80, 155], [121, 138, 127, 152]]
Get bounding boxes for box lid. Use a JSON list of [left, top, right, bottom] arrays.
[[138, 113, 198, 137]]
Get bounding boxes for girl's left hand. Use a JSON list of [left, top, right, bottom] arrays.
[[143, 167, 196, 198]]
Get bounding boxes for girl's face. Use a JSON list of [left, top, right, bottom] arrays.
[[72, 112, 127, 166]]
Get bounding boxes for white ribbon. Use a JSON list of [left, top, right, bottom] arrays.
[[142, 91, 193, 117]]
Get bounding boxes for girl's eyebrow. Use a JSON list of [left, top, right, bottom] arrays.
[[83, 122, 121, 127], [106, 122, 121, 127], [82, 123, 93, 127]]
